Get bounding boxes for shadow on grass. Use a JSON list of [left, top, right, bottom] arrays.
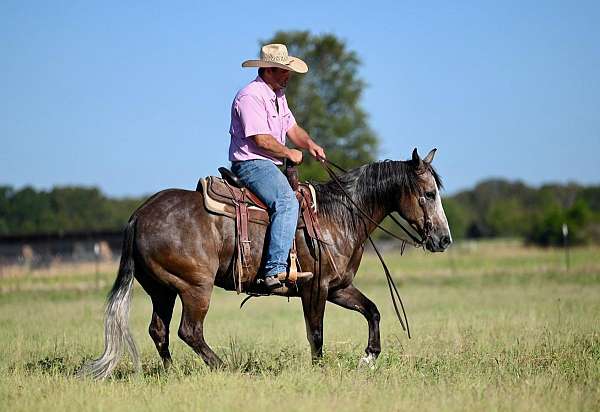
[[15, 339, 318, 381], [23, 356, 70, 375]]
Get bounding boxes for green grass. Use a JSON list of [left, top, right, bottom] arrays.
[[1, 240, 599, 411]]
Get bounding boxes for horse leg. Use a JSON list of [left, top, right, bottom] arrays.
[[301, 285, 328, 362], [177, 281, 223, 369], [148, 291, 176, 369], [327, 284, 381, 366]]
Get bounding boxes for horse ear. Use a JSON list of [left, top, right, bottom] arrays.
[[423, 148, 437, 164], [411, 148, 423, 168]]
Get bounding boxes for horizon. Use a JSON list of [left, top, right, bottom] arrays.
[[1, 172, 596, 200]]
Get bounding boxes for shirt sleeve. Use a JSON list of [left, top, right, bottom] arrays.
[[236, 94, 270, 138]]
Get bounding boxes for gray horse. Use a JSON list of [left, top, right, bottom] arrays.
[[81, 148, 451, 379]]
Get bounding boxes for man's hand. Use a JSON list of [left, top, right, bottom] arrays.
[[287, 125, 326, 161], [286, 148, 303, 165], [308, 143, 326, 161]]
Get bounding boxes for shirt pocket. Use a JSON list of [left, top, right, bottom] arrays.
[[266, 107, 283, 140]]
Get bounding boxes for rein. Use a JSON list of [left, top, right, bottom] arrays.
[[316, 156, 434, 339]]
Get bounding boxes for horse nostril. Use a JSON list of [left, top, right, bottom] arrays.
[[440, 235, 451, 248]]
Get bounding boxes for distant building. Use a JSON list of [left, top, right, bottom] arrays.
[[0, 230, 122, 268]]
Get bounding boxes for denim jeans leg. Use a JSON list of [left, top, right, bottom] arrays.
[[231, 160, 299, 277]]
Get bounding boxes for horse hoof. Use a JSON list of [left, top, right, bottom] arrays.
[[358, 353, 377, 369]]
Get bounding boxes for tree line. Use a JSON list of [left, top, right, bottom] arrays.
[[1, 179, 599, 246], [441, 179, 600, 245], [0, 185, 140, 236]]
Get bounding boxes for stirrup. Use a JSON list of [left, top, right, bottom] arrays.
[[276, 271, 313, 284]]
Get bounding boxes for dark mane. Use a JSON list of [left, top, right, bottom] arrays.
[[314, 160, 442, 230]]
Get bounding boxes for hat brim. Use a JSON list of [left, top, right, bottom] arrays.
[[241, 57, 308, 74]]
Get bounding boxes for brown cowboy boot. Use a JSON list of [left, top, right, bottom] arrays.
[[262, 271, 313, 291], [263, 275, 283, 291]]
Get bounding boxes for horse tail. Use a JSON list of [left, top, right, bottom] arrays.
[[79, 217, 140, 379]]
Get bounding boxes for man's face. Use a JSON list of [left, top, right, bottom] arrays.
[[268, 67, 292, 90]]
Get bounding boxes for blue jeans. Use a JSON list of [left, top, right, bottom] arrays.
[[231, 159, 299, 278]]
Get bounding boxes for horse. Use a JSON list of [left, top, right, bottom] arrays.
[[80, 148, 451, 379]]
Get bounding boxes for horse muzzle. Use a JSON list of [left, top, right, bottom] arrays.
[[425, 232, 452, 252]]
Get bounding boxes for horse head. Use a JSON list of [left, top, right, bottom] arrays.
[[398, 148, 452, 252]]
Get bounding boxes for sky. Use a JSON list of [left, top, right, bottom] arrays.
[[1, 1, 599, 197]]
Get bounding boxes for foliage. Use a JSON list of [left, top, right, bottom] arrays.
[[441, 197, 470, 239], [447, 180, 600, 245], [0, 185, 145, 236], [526, 200, 595, 246], [261, 31, 379, 181]]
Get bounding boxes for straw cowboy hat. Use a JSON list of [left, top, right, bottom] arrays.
[[242, 44, 308, 74]]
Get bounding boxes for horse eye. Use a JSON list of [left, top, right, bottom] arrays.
[[425, 191, 436, 200]]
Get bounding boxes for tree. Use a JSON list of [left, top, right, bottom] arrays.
[[442, 197, 469, 239], [48, 186, 113, 232], [0, 185, 145, 236], [485, 198, 532, 237], [0, 186, 14, 235], [261, 31, 379, 181]]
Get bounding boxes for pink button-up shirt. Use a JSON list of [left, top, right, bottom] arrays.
[[228, 76, 296, 165]]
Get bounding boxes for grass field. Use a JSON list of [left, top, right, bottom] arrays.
[[1, 240, 599, 411]]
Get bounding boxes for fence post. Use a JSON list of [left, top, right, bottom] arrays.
[[94, 242, 100, 289], [562, 223, 569, 272]]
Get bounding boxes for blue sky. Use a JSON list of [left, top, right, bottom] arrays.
[[1, 1, 599, 197]]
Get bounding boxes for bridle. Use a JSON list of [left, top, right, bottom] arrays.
[[315, 156, 438, 338], [413, 166, 435, 245], [418, 196, 434, 242]]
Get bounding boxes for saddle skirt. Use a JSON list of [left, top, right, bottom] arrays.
[[196, 176, 318, 227]]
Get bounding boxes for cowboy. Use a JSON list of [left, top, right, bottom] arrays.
[[228, 44, 326, 290]]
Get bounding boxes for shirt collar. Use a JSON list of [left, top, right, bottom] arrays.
[[255, 75, 284, 100]]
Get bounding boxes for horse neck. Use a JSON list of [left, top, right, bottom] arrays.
[[316, 162, 400, 246]]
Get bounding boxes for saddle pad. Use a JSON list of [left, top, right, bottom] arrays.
[[199, 177, 270, 225]]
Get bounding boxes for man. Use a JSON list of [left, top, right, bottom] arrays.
[[229, 43, 326, 290]]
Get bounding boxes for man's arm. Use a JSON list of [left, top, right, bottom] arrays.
[[287, 125, 326, 160], [251, 134, 303, 164]]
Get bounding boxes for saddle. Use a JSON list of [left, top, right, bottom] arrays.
[[196, 164, 327, 293]]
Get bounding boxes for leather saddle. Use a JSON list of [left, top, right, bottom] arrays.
[[196, 168, 318, 227], [196, 165, 325, 293]]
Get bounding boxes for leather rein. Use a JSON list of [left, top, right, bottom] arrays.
[[317, 156, 435, 339]]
